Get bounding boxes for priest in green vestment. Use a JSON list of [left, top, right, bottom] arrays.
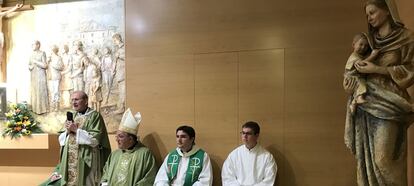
[[40, 91, 111, 186], [154, 125, 213, 186], [101, 108, 158, 185]]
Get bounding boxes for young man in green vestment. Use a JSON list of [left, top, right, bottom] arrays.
[[40, 91, 111, 186], [154, 125, 213, 186], [101, 108, 158, 185]]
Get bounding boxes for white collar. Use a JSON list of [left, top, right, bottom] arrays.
[[176, 145, 201, 157], [244, 143, 260, 152], [76, 107, 94, 116]]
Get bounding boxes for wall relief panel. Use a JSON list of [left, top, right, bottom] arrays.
[[5, 0, 125, 133]]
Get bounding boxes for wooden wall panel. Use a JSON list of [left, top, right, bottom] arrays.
[[238, 49, 285, 184], [0, 166, 54, 185], [194, 53, 238, 186], [126, 55, 195, 164], [0, 135, 60, 185], [284, 47, 356, 186], [126, 0, 365, 57]]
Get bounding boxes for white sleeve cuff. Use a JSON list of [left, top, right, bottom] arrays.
[[76, 129, 98, 147], [58, 131, 67, 146]]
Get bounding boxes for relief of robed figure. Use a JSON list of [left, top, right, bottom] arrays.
[[29, 40, 49, 114]]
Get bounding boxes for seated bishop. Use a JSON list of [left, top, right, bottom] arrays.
[[101, 108, 158, 185]]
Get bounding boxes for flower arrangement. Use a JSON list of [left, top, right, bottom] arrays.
[[2, 102, 43, 138]]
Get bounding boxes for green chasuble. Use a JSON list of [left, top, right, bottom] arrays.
[[40, 108, 111, 186], [101, 142, 158, 185]]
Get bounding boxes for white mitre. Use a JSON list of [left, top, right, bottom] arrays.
[[119, 108, 142, 135]]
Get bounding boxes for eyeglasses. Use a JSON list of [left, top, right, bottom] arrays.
[[240, 131, 255, 136]]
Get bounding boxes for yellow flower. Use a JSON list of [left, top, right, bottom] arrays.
[[23, 116, 29, 120], [16, 121, 23, 125], [10, 103, 17, 109], [5, 112, 13, 117], [23, 120, 31, 125]]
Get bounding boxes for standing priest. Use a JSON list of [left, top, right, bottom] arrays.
[[101, 108, 158, 185], [41, 91, 111, 186]]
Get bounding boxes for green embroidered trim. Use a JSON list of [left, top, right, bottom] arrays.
[[166, 149, 205, 185]]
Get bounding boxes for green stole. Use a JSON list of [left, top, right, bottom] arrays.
[[167, 147, 205, 186]]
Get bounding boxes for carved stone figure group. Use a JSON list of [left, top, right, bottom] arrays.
[[28, 34, 125, 115]]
